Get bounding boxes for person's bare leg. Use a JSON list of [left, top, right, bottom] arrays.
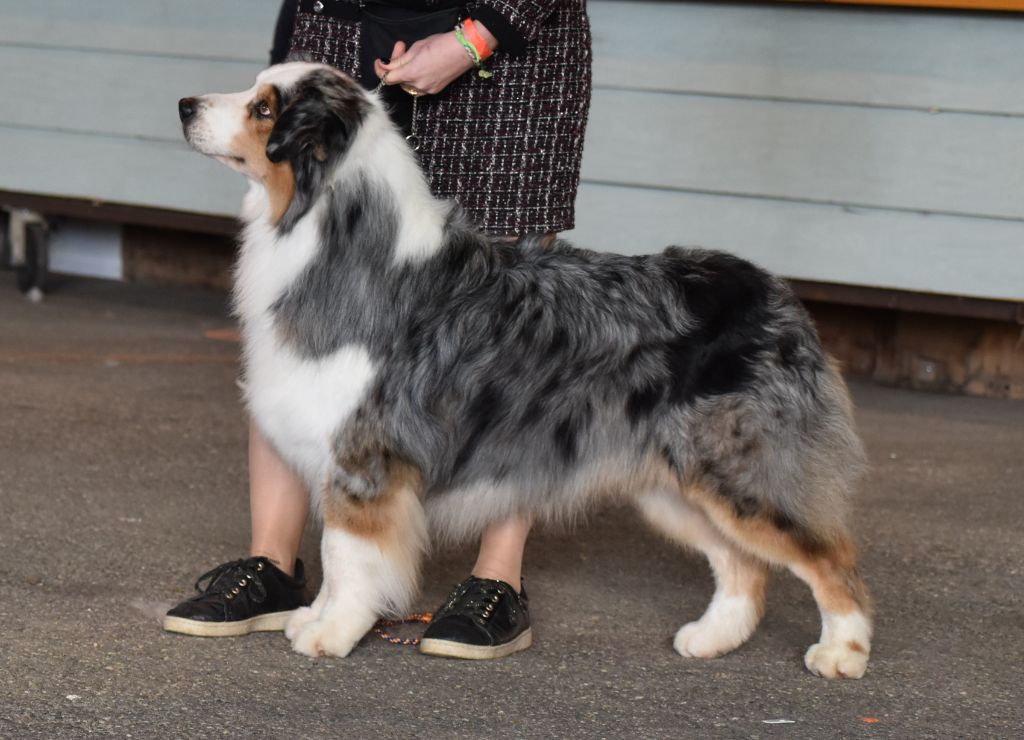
[[248, 422, 309, 577], [471, 515, 531, 592], [461, 229, 549, 592]]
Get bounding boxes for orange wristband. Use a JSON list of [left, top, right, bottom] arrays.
[[462, 18, 493, 61]]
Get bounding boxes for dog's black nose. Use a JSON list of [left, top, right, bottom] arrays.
[[178, 97, 198, 122]]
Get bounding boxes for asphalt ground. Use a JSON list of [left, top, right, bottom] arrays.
[[1, 276, 1021, 739]]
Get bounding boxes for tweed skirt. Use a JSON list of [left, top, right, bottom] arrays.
[[287, 0, 592, 236]]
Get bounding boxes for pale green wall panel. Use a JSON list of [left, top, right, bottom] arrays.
[[0, 0, 280, 60], [564, 183, 1024, 302], [589, 1, 1024, 114], [0, 47, 263, 141], [583, 89, 1024, 221], [0, 127, 246, 216], [2, 0, 1023, 299]]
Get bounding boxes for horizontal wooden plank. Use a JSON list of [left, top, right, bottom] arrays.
[[589, 1, 1024, 115], [7, 1, 1024, 115], [0, 127, 247, 217], [0, 190, 237, 235], [563, 182, 1024, 302], [10, 56, 1019, 223], [0, 0, 280, 60], [5, 122, 1023, 301], [0, 47, 264, 142], [582, 89, 1024, 221]]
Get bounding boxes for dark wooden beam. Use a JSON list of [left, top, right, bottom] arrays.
[[790, 279, 1024, 325], [4, 189, 1022, 325], [0, 190, 239, 237]]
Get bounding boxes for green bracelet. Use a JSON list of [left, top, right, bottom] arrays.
[[454, 24, 493, 79]]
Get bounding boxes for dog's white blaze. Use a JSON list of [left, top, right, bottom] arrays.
[[236, 194, 376, 492]]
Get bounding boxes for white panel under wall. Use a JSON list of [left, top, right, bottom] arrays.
[[48, 220, 123, 280]]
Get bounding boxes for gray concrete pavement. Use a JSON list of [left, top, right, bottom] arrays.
[[1, 276, 1021, 739]]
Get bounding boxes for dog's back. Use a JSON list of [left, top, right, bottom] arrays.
[[281, 221, 863, 546]]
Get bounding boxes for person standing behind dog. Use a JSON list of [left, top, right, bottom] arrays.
[[165, 0, 592, 660]]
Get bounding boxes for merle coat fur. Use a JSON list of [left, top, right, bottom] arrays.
[[180, 63, 873, 678]]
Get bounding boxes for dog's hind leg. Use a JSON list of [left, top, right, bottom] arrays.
[[636, 489, 769, 659], [685, 486, 872, 679], [288, 460, 428, 658]]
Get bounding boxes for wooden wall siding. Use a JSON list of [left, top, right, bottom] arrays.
[[566, 1, 1024, 301], [570, 184, 1024, 301], [0, 47, 265, 141], [591, 2, 1024, 114], [0, 0, 276, 218], [0, 128, 247, 217], [0, 1, 279, 60], [583, 90, 1024, 221], [1, 1, 1023, 301]]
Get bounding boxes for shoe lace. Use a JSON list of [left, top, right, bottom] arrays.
[[437, 578, 509, 625], [194, 559, 269, 604]]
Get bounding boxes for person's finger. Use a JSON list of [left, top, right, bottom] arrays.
[[378, 43, 414, 72], [374, 41, 409, 80]]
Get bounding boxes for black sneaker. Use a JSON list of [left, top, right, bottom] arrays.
[[163, 557, 310, 637], [419, 576, 532, 660]]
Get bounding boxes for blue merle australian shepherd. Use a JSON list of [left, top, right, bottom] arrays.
[[178, 63, 872, 678]]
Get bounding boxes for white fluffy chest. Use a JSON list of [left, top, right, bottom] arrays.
[[242, 327, 376, 493], [235, 197, 376, 493]]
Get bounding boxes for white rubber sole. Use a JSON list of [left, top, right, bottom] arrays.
[[419, 628, 533, 660], [162, 609, 296, 638]]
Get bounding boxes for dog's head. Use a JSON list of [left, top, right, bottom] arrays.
[[179, 62, 370, 227]]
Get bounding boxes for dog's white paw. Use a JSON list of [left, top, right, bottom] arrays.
[[804, 641, 869, 679], [674, 620, 743, 658], [289, 610, 374, 658], [284, 605, 320, 641], [673, 595, 760, 659]]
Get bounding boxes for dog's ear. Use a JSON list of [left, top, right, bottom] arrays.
[[266, 70, 367, 165]]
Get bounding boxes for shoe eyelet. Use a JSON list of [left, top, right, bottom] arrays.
[[256, 563, 265, 571], [231, 587, 240, 595]]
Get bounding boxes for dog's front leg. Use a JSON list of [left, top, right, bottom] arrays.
[[288, 455, 428, 658]]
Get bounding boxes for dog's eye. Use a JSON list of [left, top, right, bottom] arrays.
[[255, 102, 273, 119]]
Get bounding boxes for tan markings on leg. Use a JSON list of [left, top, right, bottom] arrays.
[[682, 481, 873, 678], [322, 458, 424, 546], [797, 543, 873, 616], [229, 83, 296, 224], [683, 482, 871, 616]]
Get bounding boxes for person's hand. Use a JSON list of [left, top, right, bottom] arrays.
[[373, 34, 474, 96]]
